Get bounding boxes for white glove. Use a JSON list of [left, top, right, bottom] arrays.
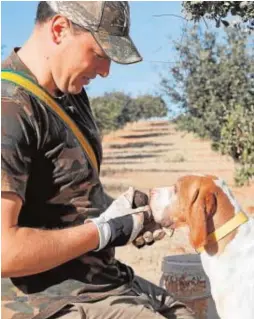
[[87, 187, 149, 251]]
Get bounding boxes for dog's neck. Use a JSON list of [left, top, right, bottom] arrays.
[[201, 178, 244, 256], [202, 214, 251, 258], [200, 217, 254, 318], [203, 209, 239, 256]]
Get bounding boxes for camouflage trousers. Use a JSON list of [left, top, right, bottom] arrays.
[[2, 276, 196, 319], [47, 276, 195, 319]]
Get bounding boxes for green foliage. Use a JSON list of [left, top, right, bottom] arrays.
[[235, 166, 254, 186], [91, 92, 131, 133], [219, 103, 254, 185], [182, 1, 254, 32], [162, 26, 254, 185], [134, 95, 168, 119], [90, 92, 168, 134]]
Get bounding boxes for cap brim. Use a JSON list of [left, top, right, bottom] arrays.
[[93, 31, 142, 65]]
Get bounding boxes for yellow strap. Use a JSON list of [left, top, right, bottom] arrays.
[[197, 211, 248, 253], [1, 70, 99, 174]]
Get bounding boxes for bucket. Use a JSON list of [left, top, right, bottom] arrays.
[[160, 254, 219, 319]]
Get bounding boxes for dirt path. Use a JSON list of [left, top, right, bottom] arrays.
[[101, 120, 254, 285]]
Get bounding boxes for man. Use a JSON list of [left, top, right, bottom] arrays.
[[1, 2, 195, 318]]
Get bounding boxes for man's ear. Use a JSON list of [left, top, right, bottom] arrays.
[[187, 190, 217, 250], [51, 15, 71, 44]]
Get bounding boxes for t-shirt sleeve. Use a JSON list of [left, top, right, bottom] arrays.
[[1, 96, 35, 202]]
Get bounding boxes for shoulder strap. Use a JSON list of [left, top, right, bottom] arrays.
[[1, 69, 99, 175]]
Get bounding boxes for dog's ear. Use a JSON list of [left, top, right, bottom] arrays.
[[187, 190, 217, 250]]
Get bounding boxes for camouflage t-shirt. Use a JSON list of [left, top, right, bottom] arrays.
[[1, 49, 133, 318]]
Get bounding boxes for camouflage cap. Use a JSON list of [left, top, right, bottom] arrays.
[[46, 1, 142, 64]]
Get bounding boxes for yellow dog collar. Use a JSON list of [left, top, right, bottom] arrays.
[[197, 211, 248, 253]]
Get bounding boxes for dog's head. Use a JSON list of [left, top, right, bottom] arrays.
[[149, 175, 239, 250]]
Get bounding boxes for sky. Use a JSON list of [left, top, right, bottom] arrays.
[[1, 1, 189, 101]]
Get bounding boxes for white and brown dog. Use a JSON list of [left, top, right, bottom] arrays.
[[149, 175, 254, 319]]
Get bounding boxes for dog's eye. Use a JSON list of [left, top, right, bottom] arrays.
[[174, 184, 178, 194]]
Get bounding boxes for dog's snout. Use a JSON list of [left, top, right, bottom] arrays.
[[149, 186, 176, 205], [150, 186, 173, 195], [149, 186, 176, 225]]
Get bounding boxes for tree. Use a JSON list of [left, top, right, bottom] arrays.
[[133, 95, 168, 120], [161, 26, 254, 185], [182, 2, 254, 32], [90, 92, 168, 134], [90, 92, 131, 133]]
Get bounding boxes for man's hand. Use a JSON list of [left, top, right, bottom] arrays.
[[131, 190, 166, 248], [86, 187, 165, 251], [86, 187, 146, 250], [100, 187, 149, 222]]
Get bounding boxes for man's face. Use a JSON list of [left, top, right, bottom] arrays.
[[50, 17, 111, 94]]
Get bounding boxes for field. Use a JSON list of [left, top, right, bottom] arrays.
[[100, 120, 254, 285]]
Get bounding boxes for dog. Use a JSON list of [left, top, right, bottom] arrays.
[[248, 206, 254, 215], [149, 175, 254, 319]]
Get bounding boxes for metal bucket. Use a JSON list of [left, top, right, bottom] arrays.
[[160, 254, 219, 319]]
